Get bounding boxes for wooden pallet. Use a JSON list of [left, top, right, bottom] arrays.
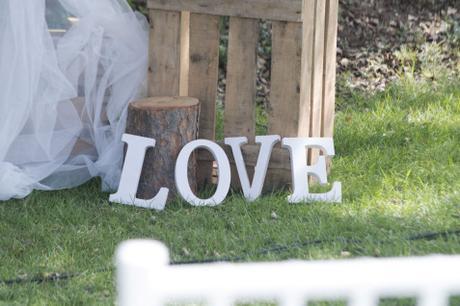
[[147, 0, 338, 190]]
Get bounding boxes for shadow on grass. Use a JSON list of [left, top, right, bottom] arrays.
[[0, 78, 459, 304]]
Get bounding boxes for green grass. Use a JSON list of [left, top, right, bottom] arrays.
[[1, 76, 460, 305]]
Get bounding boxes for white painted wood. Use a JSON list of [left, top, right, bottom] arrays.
[[224, 135, 280, 201], [116, 240, 169, 306], [110, 135, 340, 207], [418, 290, 449, 306], [282, 138, 341, 203], [109, 134, 169, 210], [117, 240, 460, 306], [175, 140, 231, 206]]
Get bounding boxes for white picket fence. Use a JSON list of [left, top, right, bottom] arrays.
[[116, 240, 460, 306]]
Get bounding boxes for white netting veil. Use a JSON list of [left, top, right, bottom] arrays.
[[0, 0, 149, 200]]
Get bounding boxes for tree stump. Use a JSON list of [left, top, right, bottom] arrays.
[[126, 97, 200, 201]]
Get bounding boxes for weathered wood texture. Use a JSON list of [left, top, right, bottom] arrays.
[[322, 0, 339, 171], [148, 10, 182, 96], [198, 143, 292, 191], [322, 0, 339, 138], [180, 11, 190, 96], [187, 13, 221, 186], [126, 97, 199, 200], [147, 0, 303, 22], [269, 21, 302, 137], [223, 17, 259, 188], [304, 0, 326, 164], [147, 0, 338, 191], [224, 17, 259, 141]]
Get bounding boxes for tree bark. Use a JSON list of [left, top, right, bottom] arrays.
[[126, 96, 200, 201]]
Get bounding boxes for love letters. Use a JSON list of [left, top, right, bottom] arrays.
[[109, 134, 342, 210]]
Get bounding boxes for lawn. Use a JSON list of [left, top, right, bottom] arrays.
[[1, 75, 460, 305]]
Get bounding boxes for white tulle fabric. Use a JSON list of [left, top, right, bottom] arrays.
[[0, 0, 148, 200]]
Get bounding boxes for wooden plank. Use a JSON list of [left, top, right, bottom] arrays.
[[148, 9, 182, 96], [198, 144, 293, 191], [268, 21, 302, 137], [189, 14, 220, 141], [309, 0, 326, 139], [224, 17, 259, 141], [198, 144, 291, 171], [188, 13, 221, 186], [309, 0, 326, 164], [322, 0, 338, 138], [298, 0, 315, 139], [224, 17, 259, 189], [147, 0, 302, 23], [179, 11, 190, 96], [299, 0, 326, 166]]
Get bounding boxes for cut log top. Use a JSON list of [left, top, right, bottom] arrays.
[[130, 97, 199, 111]]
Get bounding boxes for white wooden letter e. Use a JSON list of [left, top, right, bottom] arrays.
[[282, 137, 342, 203]]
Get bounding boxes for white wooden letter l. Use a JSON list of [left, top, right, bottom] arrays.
[[109, 134, 169, 210]]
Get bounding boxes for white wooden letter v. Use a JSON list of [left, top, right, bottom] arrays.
[[225, 135, 280, 201]]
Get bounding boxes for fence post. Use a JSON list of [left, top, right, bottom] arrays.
[[116, 240, 170, 306]]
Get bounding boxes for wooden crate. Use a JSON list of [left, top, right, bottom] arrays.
[[147, 0, 338, 190]]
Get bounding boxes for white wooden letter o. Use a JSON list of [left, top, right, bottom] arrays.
[[175, 140, 231, 206]]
